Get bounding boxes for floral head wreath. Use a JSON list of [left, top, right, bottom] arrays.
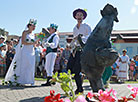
[[48, 23, 58, 30], [29, 19, 37, 26]]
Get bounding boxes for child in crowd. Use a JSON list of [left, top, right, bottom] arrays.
[[62, 59, 68, 73], [0, 43, 6, 77], [37, 47, 46, 78], [135, 55, 138, 81], [129, 59, 135, 80], [112, 62, 117, 75], [54, 51, 61, 73]]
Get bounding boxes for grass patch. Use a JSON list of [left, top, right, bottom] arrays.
[[125, 81, 138, 84], [34, 77, 90, 82], [34, 77, 47, 81], [0, 77, 4, 80]]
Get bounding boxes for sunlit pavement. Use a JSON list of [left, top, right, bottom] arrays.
[[0, 80, 138, 102]]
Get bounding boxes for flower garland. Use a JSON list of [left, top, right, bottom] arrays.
[[2, 45, 24, 86], [2, 61, 20, 86], [26, 38, 35, 43]]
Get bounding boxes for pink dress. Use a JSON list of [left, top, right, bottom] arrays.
[[130, 63, 135, 71]]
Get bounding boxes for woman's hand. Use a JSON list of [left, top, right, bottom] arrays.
[[33, 39, 40, 45]]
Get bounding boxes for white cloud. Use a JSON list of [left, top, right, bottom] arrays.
[[134, 0, 138, 5], [131, 6, 137, 14]]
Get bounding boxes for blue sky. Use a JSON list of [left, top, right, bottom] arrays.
[[0, 0, 138, 35]]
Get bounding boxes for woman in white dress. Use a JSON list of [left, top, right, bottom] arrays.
[[5, 19, 38, 86], [118, 49, 129, 83]]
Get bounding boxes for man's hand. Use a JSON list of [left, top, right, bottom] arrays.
[[78, 34, 83, 37], [45, 42, 50, 47], [77, 34, 83, 42]]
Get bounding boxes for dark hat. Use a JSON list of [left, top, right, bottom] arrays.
[[73, 8, 87, 19], [122, 49, 127, 52]]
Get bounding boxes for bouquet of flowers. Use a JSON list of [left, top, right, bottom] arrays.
[[35, 28, 50, 42], [35, 32, 46, 41]]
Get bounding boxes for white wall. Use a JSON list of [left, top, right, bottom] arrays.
[[59, 35, 68, 48]]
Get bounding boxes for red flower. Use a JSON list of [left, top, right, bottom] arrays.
[[50, 90, 55, 96], [118, 96, 134, 102], [44, 90, 63, 102], [43, 48, 46, 52], [87, 92, 93, 99]]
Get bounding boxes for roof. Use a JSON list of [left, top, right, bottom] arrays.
[[59, 30, 138, 36], [112, 30, 138, 34], [111, 36, 138, 39], [58, 32, 73, 36]]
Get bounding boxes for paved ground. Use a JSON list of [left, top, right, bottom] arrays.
[[0, 80, 138, 102]]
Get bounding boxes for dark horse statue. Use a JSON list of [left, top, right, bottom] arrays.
[[78, 4, 119, 92]]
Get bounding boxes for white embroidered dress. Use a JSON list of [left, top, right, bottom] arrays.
[[118, 55, 129, 81], [5, 33, 35, 85]]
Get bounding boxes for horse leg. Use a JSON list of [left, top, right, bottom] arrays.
[[87, 76, 99, 92], [96, 77, 105, 91]]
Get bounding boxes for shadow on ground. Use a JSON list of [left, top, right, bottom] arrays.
[[19, 94, 67, 102], [0, 84, 46, 90], [19, 97, 45, 102]]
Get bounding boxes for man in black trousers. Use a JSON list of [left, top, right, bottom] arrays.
[[67, 8, 91, 94]]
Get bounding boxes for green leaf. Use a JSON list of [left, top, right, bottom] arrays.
[[69, 97, 73, 102], [61, 84, 70, 92], [68, 70, 71, 75], [26, 39, 29, 41], [13, 65, 16, 70], [16, 83, 20, 86], [31, 39, 34, 42], [72, 74, 75, 77], [2, 80, 5, 85], [5, 81, 8, 84], [84, 9, 87, 12]]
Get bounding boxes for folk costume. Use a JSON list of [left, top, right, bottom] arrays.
[[118, 49, 129, 82], [41, 24, 59, 86], [67, 8, 91, 94], [102, 66, 112, 87]]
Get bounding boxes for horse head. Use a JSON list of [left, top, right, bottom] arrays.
[[100, 4, 119, 22]]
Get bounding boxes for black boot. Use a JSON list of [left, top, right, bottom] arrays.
[[41, 77, 52, 86]]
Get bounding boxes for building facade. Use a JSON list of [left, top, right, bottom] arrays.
[[3, 29, 138, 58], [58, 30, 138, 58]]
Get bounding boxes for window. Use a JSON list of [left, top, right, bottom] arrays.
[[112, 46, 116, 50], [126, 47, 133, 56], [137, 47, 138, 54]]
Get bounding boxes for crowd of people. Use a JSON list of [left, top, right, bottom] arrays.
[[0, 37, 18, 77], [111, 50, 138, 83], [1, 8, 91, 93], [0, 8, 137, 95], [35, 43, 71, 79]]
